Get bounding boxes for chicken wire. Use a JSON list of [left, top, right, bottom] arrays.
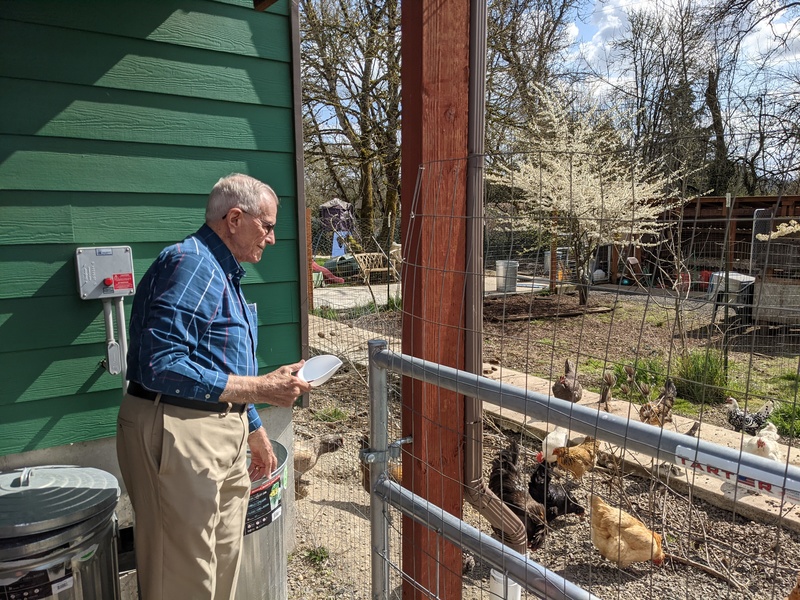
[[296, 156, 800, 600]]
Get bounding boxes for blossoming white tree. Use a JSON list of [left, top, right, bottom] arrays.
[[490, 88, 690, 305]]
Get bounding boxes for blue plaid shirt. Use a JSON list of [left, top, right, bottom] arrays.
[[127, 224, 263, 432]]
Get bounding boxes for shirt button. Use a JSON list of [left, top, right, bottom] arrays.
[[205, 394, 211, 399], [175, 389, 180, 394]]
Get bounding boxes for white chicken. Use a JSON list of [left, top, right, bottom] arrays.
[[742, 422, 783, 462], [538, 426, 570, 464]]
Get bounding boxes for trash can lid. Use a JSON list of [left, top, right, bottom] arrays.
[[0, 465, 120, 538]]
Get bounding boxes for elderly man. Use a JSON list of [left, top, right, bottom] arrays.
[[117, 173, 312, 599]]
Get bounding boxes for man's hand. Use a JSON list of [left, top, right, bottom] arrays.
[[258, 360, 313, 407], [247, 427, 276, 480], [222, 360, 313, 406]]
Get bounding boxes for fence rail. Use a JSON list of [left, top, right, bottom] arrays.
[[365, 340, 800, 599]]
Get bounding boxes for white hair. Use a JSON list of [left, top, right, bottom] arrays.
[[205, 173, 279, 222]]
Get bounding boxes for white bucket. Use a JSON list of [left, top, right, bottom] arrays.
[[489, 568, 522, 600], [496, 260, 519, 293]]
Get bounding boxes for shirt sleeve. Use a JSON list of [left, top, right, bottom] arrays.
[[135, 251, 229, 401], [247, 405, 263, 433]]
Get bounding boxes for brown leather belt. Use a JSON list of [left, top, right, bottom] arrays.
[[127, 381, 245, 414]]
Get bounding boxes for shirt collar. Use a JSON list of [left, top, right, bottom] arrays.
[[194, 224, 247, 282]]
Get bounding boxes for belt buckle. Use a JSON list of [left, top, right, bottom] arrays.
[[224, 402, 233, 415]]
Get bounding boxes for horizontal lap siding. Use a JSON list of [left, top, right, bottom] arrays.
[[0, 0, 302, 455]]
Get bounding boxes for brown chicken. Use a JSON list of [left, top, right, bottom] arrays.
[[293, 434, 345, 498], [359, 434, 402, 494], [488, 439, 547, 551], [552, 359, 583, 403], [786, 573, 800, 600], [552, 436, 598, 480], [590, 495, 664, 568], [638, 378, 676, 427]]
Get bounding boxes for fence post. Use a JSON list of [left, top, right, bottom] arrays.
[[368, 339, 390, 599]]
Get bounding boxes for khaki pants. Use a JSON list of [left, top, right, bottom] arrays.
[[116, 394, 250, 600]]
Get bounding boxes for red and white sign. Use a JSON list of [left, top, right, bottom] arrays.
[[113, 273, 135, 290]]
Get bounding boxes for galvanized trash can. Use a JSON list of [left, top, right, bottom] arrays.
[[235, 440, 289, 600], [496, 260, 519, 293], [0, 465, 121, 600]]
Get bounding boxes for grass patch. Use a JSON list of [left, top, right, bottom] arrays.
[[312, 407, 347, 422], [305, 546, 330, 567], [311, 306, 338, 320], [771, 401, 800, 437], [672, 397, 701, 417], [675, 350, 728, 404]]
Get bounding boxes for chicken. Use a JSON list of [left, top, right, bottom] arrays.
[[726, 397, 774, 435], [488, 439, 547, 551], [528, 455, 585, 522], [638, 378, 676, 427], [552, 359, 583, 403], [743, 422, 783, 462], [359, 434, 402, 494], [786, 573, 800, 600], [552, 436, 598, 481], [293, 434, 345, 498], [540, 426, 570, 464], [590, 495, 664, 568], [599, 371, 616, 412]]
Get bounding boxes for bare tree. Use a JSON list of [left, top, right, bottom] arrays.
[[300, 0, 401, 250]]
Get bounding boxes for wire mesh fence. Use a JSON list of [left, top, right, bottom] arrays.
[[292, 155, 800, 599]]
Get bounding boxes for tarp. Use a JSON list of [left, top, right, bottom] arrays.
[[319, 198, 356, 232]]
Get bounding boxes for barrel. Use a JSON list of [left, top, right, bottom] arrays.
[[235, 440, 289, 600], [496, 260, 519, 293], [0, 465, 121, 600]]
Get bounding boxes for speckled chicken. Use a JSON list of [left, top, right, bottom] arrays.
[[638, 378, 676, 427], [552, 359, 583, 403], [528, 455, 585, 522], [294, 434, 345, 498], [590, 495, 664, 568], [552, 436, 598, 481], [488, 439, 547, 551], [726, 396, 774, 435]]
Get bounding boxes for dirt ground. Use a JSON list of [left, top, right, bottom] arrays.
[[287, 289, 800, 599]]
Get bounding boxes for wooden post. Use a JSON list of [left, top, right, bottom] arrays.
[[306, 208, 314, 309], [401, 1, 469, 597]]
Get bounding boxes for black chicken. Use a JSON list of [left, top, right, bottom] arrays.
[[528, 457, 585, 522], [488, 439, 547, 551], [725, 396, 774, 435]]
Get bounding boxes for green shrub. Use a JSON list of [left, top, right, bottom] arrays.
[[675, 350, 728, 404], [771, 401, 799, 437]]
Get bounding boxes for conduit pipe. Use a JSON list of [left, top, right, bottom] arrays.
[[463, 0, 528, 554]]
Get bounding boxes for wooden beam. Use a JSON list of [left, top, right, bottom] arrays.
[[401, 1, 470, 597]]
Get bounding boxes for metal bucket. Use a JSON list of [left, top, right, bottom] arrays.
[[496, 260, 519, 293], [235, 440, 289, 600], [0, 466, 121, 600]]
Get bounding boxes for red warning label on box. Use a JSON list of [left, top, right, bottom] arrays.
[[113, 273, 135, 290]]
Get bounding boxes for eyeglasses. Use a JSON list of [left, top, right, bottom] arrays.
[[242, 210, 275, 235], [224, 208, 275, 235]]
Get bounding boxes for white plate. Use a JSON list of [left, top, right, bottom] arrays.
[[297, 355, 343, 387]]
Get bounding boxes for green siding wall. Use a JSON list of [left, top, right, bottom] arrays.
[[0, 0, 303, 455]]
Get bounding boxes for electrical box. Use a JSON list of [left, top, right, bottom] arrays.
[[75, 246, 136, 300]]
